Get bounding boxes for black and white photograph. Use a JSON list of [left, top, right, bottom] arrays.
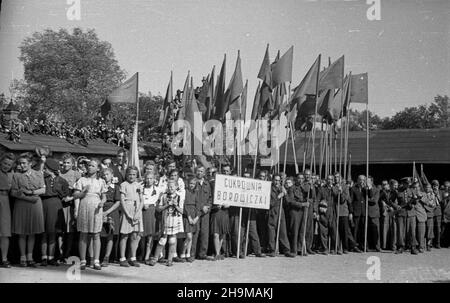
[[0, 0, 449, 288]]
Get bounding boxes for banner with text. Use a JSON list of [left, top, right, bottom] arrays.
[[213, 174, 271, 210]]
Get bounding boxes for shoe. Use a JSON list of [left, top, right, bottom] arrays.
[[158, 258, 168, 263], [166, 261, 174, 267], [186, 257, 195, 263], [217, 255, 225, 260], [375, 247, 382, 252], [329, 250, 336, 255], [343, 250, 349, 254], [434, 244, 441, 249], [255, 253, 266, 258], [352, 247, 362, 253], [0, 261, 11, 268], [239, 254, 246, 259], [19, 261, 27, 267], [128, 260, 140, 267], [411, 248, 418, 255], [144, 259, 151, 265], [206, 256, 216, 261], [318, 251, 328, 255], [48, 259, 59, 266], [306, 249, 315, 255], [418, 248, 424, 253], [27, 261, 37, 268], [40, 259, 48, 267], [395, 247, 404, 254], [426, 246, 431, 252], [80, 262, 86, 270], [284, 252, 296, 258], [120, 260, 130, 267], [93, 263, 101, 270], [267, 252, 276, 257], [149, 258, 157, 266], [336, 251, 342, 255], [173, 257, 186, 263]]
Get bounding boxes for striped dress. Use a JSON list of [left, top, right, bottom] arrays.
[[158, 192, 184, 235]]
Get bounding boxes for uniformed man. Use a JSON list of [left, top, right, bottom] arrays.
[[396, 177, 418, 254], [285, 176, 305, 255], [412, 181, 427, 253], [431, 180, 442, 248], [422, 183, 437, 251], [191, 165, 212, 260], [441, 181, 450, 247], [379, 179, 398, 251], [315, 175, 337, 254], [256, 170, 270, 253], [239, 171, 265, 258]]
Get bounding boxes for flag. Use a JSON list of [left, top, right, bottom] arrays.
[[318, 55, 344, 91], [128, 121, 140, 173], [350, 73, 368, 104], [323, 75, 350, 122], [185, 78, 203, 156], [205, 66, 215, 120], [271, 82, 286, 119], [229, 79, 247, 121], [271, 46, 293, 87], [158, 72, 173, 127], [227, 51, 244, 107], [412, 162, 424, 191], [214, 54, 227, 121], [250, 82, 261, 120], [177, 71, 190, 121], [288, 54, 321, 122], [257, 44, 271, 81], [317, 89, 333, 120], [260, 81, 273, 118], [420, 164, 429, 187], [107, 73, 138, 104]]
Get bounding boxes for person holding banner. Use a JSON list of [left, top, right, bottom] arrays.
[[209, 165, 231, 261], [298, 169, 317, 255], [267, 174, 294, 258]]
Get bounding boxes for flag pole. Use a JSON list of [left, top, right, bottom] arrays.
[[290, 122, 299, 175], [364, 102, 369, 253], [236, 75, 243, 260]]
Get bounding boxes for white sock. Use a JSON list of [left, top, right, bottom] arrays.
[[180, 254, 186, 258], [48, 256, 54, 260], [94, 259, 100, 264], [42, 255, 48, 260], [130, 257, 136, 261], [186, 254, 190, 258], [120, 257, 126, 262]]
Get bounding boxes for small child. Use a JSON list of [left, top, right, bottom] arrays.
[[149, 179, 184, 267], [119, 166, 143, 267], [142, 172, 162, 265], [100, 168, 121, 266], [181, 178, 199, 263]]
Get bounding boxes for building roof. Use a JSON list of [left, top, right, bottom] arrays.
[[280, 128, 450, 165], [0, 133, 161, 157]]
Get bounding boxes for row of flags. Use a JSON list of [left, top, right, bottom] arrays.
[[102, 45, 369, 168]]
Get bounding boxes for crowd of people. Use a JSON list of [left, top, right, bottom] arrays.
[[1, 116, 139, 147], [0, 148, 449, 270]]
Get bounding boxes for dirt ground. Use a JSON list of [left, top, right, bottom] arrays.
[[1, 249, 449, 283]]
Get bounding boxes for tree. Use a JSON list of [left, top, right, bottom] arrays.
[[347, 109, 383, 131], [18, 28, 125, 125]]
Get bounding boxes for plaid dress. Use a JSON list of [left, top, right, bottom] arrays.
[[159, 192, 184, 235]]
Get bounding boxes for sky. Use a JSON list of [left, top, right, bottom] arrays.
[[0, 0, 448, 117]]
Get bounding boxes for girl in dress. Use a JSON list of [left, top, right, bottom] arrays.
[[142, 172, 162, 265], [10, 154, 46, 267], [59, 153, 81, 262], [149, 179, 184, 267], [73, 159, 107, 270], [181, 178, 199, 263], [119, 166, 143, 267], [0, 153, 15, 268], [100, 168, 121, 267], [40, 158, 70, 266]]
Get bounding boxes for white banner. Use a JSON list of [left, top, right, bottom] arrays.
[[213, 174, 271, 210]]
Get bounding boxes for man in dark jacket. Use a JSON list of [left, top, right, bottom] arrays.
[[350, 175, 367, 250], [379, 179, 398, 251], [267, 174, 294, 257], [395, 177, 418, 254], [431, 180, 442, 248], [191, 165, 212, 259], [297, 169, 317, 255], [366, 176, 381, 252]]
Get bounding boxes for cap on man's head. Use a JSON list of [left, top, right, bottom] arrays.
[[45, 158, 60, 173], [431, 180, 439, 186], [400, 177, 411, 184]]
